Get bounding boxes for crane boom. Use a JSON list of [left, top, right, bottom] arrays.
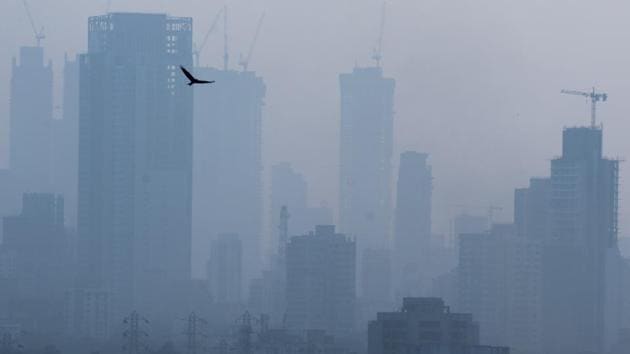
[[238, 13, 265, 72], [372, 2, 387, 67], [561, 87, 608, 128], [21, 0, 45, 47], [193, 8, 224, 67]]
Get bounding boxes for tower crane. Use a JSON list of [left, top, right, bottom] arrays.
[[371, 2, 387, 67], [20, 0, 45, 47], [561, 87, 608, 128], [193, 8, 224, 67], [238, 13, 265, 72]]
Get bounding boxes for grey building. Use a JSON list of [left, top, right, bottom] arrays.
[[339, 66, 395, 250], [193, 67, 265, 282], [9, 46, 53, 194], [207, 233, 242, 304], [286, 225, 356, 335], [78, 13, 193, 330], [368, 297, 510, 354], [1, 194, 71, 336], [51, 54, 80, 229], [514, 177, 550, 240], [457, 224, 542, 354], [394, 151, 433, 297], [543, 126, 620, 354]]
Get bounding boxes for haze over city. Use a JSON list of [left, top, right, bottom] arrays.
[[1, 1, 630, 353]]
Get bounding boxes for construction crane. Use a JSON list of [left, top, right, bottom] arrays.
[[223, 5, 229, 71], [561, 87, 608, 128], [193, 8, 224, 67], [238, 13, 265, 72], [371, 2, 387, 67], [20, 0, 45, 47]]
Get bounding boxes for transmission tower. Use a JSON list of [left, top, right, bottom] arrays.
[[183, 312, 208, 354], [122, 311, 150, 354]]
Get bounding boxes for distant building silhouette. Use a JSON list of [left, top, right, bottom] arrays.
[[193, 67, 265, 282], [207, 233, 242, 305], [457, 224, 542, 354], [394, 151, 432, 296], [0, 194, 71, 336], [514, 177, 550, 240], [368, 297, 510, 354], [285, 225, 356, 335], [51, 54, 80, 229], [543, 126, 620, 354], [9, 46, 53, 193], [339, 66, 395, 250], [78, 13, 194, 332], [271, 162, 333, 247]]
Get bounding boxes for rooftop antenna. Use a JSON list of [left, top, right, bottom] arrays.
[[561, 87, 608, 128], [223, 5, 229, 71], [238, 12, 265, 72], [371, 2, 387, 67], [193, 8, 224, 67], [21, 0, 45, 47]]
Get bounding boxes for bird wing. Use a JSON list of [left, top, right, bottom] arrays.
[[196, 80, 215, 84], [180, 66, 195, 81]]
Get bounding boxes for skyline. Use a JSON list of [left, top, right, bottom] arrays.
[[2, 1, 630, 238]]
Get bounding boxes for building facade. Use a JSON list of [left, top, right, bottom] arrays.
[[339, 66, 394, 250], [78, 13, 193, 330], [285, 225, 356, 335]]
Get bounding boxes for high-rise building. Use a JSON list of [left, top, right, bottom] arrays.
[[339, 66, 394, 250], [78, 13, 193, 329], [207, 233, 242, 304], [51, 54, 80, 229], [394, 151, 432, 296], [9, 46, 53, 193], [1, 193, 71, 335], [368, 297, 510, 354], [193, 67, 265, 281], [543, 126, 619, 354], [514, 177, 550, 240], [285, 225, 356, 335]]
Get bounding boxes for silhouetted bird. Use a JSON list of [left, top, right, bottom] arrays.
[[180, 66, 215, 86]]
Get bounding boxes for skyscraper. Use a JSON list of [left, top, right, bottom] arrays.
[[544, 126, 619, 354], [193, 67, 265, 281], [51, 54, 79, 229], [285, 225, 356, 335], [339, 66, 394, 250], [10, 46, 53, 193], [78, 13, 193, 328], [393, 151, 432, 296]]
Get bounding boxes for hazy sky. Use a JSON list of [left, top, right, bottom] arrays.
[[2, 0, 630, 237]]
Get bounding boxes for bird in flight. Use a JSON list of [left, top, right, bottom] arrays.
[[180, 66, 215, 86]]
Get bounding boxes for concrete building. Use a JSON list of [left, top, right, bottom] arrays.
[[78, 13, 193, 330], [64, 288, 111, 340], [1, 193, 71, 336], [339, 66, 395, 250], [193, 67, 265, 282], [51, 54, 80, 229], [368, 297, 510, 354], [394, 151, 433, 297], [286, 225, 356, 335], [9, 46, 53, 193], [543, 126, 620, 354], [514, 177, 550, 240], [207, 233, 242, 304], [457, 224, 542, 354]]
